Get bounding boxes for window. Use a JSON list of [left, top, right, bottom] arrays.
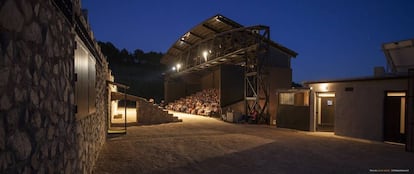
[[279, 93, 294, 105], [74, 37, 96, 119], [279, 91, 309, 106]]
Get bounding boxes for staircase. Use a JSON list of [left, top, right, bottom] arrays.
[[136, 99, 182, 125]]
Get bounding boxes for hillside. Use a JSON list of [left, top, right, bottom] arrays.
[[99, 41, 167, 102]]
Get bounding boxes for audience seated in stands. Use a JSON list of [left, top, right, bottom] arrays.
[[166, 89, 221, 117]]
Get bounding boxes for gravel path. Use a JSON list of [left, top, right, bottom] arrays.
[[93, 112, 414, 174]]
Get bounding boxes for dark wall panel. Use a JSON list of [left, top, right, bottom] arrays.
[[201, 68, 220, 90], [220, 65, 244, 107], [269, 47, 291, 68], [164, 78, 186, 103], [277, 105, 310, 131]]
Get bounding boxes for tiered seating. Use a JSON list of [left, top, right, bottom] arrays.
[[166, 89, 221, 116]]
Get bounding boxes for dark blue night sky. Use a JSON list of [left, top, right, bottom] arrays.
[[82, 0, 414, 83]]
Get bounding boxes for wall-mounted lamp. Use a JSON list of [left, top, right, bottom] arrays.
[[202, 50, 208, 62], [319, 83, 329, 92], [176, 63, 181, 72]]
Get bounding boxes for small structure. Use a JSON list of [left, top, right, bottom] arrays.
[[276, 38, 414, 151], [108, 74, 181, 129], [305, 75, 409, 141], [276, 89, 310, 130]]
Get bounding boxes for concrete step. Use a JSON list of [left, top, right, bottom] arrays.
[[172, 116, 182, 122]]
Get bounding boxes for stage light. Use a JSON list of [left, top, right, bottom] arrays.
[[202, 50, 208, 62], [172, 67, 176, 71], [176, 63, 181, 71]]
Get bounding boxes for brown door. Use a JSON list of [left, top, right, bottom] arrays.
[[384, 95, 406, 143], [317, 97, 335, 131]]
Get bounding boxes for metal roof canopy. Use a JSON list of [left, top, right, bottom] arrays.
[[162, 14, 298, 123], [383, 39, 414, 73], [162, 14, 297, 77], [162, 14, 242, 65]]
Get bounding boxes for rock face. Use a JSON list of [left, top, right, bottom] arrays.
[[0, 0, 109, 173]]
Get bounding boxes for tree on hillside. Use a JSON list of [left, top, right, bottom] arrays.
[[97, 40, 167, 101], [292, 82, 303, 88], [98, 41, 121, 64], [142, 51, 163, 66], [120, 48, 132, 63], [133, 49, 144, 64]]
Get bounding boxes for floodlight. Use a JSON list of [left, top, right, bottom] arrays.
[[203, 51, 208, 61]]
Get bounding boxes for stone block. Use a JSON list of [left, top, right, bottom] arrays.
[[14, 87, 27, 102], [34, 128, 45, 142], [7, 130, 32, 161], [0, 152, 12, 171], [0, 0, 24, 32], [6, 107, 19, 133], [34, 54, 42, 69], [53, 64, 58, 75], [34, 3, 39, 17], [31, 152, 40, 170], [19, 0, 33, 21], [0, 68, 9, 87], [0, 94, 12, 110], [30, 89, 39, 106], [47, 125, 55, 140], [33, 71, 39, 86], [30, 111, 42, 128], [23, 22, 42, 44], [0, 121, 4, 150], [50, 141, 57, 158], [49, 113, 58, 125]]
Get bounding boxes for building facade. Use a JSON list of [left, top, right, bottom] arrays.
[[0, 0, 109, 173], [276, 38, 414, 151]]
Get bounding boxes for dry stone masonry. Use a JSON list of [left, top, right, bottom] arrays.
[[0, 0, 109, 173]]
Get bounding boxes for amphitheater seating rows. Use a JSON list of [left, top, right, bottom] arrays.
[[166, 89, 221, 116]]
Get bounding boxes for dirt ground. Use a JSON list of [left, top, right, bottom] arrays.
[[93, 111, 414, 174]]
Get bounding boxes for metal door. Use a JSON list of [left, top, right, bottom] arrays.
[[384, 93, 406, 144]]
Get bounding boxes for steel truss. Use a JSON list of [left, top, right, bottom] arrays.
[[171, 25, 271, 123]]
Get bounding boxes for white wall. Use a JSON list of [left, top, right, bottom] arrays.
[[309, 78, 407, 141]]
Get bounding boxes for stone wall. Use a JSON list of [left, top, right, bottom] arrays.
[[0, 0, 108, 173], [137, 99, 181, 124], [74, 58, 108, 173]]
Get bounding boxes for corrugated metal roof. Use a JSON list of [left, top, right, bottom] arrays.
[[382, 38, 414, 73], [161, 14, 298, 65], [162, 14, 243, 64]]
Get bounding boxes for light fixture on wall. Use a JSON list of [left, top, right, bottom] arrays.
[[319, 83, 329, 92], [202, 50, 208, 62], [176, 63, 181, 72]]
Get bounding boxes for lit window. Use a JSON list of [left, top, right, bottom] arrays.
[[279, 91, 309, 106], [280, 93, 294, 105]]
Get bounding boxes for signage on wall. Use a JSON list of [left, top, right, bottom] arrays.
[[327, 100, 333, 106]]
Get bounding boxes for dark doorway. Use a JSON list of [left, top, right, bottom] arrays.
[[317, 93, 335, 132], [384, 92, 406, 144]]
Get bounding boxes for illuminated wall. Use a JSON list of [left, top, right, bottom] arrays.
[[0, 0, 109, 173], [307, 78, 408, 141]]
